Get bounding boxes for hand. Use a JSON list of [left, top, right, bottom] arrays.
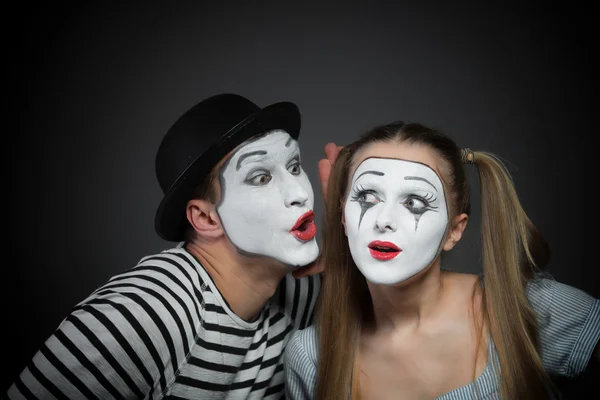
[[318, 143, 344, 201], [292, 258, 323, 279]]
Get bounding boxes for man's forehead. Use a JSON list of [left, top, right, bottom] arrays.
[[235, 129, 297, 155]]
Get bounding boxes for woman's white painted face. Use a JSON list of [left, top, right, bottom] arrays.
[[344, 157, 449, 285], [216, 130, 319, 268]]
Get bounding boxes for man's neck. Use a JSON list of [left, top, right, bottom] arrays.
[[185, 240, 288, 322]]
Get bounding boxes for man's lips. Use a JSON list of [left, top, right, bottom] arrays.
[[368, 240, 401, 260], [290, 211, 316, 241]]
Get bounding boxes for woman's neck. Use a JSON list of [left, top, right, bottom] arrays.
[[367, 263, 448, 332]]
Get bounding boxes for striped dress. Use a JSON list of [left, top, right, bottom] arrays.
[[284, 275, 600, 399], [7, 246, 321, 399]]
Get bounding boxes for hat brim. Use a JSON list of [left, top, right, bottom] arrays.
[[154, 101, 301, 242]]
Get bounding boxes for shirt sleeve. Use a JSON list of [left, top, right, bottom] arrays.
[[284, 326, 319, 400], [527, 275, 600, 378], [6, 254, 204, 399]]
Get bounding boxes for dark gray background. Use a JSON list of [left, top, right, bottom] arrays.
[[7, 1, 597, 394]]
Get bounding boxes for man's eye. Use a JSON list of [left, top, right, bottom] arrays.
[[248, 174, 272, 186], [288, 163, 301, 175]]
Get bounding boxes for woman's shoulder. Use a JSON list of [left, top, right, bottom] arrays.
[[525, 272, 598, 305], [526, 273, 600, 377], [286, 324, 319, 367]]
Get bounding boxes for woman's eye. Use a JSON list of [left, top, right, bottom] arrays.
[[248, 174, 272, 186], [288, 163, 301, 175], [404, 196, 428, 214], [359, 192, 379, 205]]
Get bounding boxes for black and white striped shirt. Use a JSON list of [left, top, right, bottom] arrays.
[[7, 247, 321, 399]]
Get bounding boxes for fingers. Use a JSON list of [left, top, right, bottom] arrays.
[[318, 158, 333, 200], [324, 143, 342, 164], [292, 259, 324, 279], [319, 143, 343, 201], [291, 265, 310, 279]]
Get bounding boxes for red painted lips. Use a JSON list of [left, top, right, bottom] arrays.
[[291, 211, 317, 241], [368, 240, 402, 260]]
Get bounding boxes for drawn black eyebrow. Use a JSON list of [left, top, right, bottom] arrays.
[[404, 176, 437, 191], [354, 170, 384, 182], [236, 150, 267, 170]]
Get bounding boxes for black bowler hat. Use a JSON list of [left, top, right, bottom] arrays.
[[154, 93, 301, 242]]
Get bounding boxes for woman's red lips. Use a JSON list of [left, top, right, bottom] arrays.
[[291, 211, 316, 241], [368, 240, 401, 260]]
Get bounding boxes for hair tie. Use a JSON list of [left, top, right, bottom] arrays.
[[461, 148, 475, 164]]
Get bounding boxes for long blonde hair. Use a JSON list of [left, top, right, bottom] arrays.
[[316, 121, 553, 399]]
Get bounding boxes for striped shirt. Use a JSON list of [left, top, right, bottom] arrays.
[[7, 246, 321, 399], [284, 275, 600, 399]]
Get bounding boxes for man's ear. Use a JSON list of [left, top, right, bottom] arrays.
[[186, 199, 223, 239], [442, 213, 468, 251]]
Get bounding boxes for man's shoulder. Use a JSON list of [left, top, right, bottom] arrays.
[[282, 273, 322, 297], [127, 246, 206, 285], [277, 273, 321, 328], [134, 245, 194, 268], [76, 246, 206, 311]]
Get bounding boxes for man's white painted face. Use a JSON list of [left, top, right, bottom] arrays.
[[344, 157, 449, 285], [216, 130, 319, 268]]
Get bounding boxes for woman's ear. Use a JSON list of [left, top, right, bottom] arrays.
[[442, 213, 468, 251], [186, 199, 224, 239]]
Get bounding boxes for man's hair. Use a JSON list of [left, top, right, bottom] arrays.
[[194, 165, 220, 204]]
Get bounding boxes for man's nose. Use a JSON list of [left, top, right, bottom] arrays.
[[282, 175, 309, 208]]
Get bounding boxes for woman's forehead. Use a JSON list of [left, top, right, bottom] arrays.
[[350, 141, 445, 180]]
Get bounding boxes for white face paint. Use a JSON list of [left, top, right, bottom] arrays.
[[344, 157, 449, 285], [217, 130, 319, 268]]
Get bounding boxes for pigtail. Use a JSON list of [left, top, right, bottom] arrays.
[[473, 151, 554, 399]]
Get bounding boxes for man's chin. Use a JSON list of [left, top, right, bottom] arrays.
[[280, 249, 320, 271], [282, 258, 316, 271], [238, 241, 319, 270]]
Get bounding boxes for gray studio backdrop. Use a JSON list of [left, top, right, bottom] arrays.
[[9, 1, 596, 390]]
